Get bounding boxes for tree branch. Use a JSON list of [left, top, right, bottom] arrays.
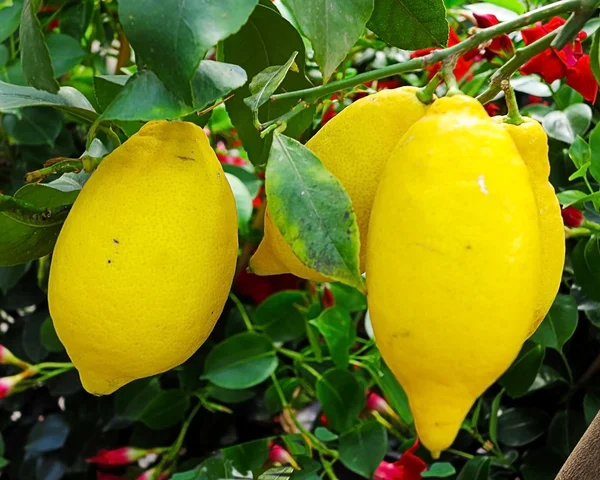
[[556, 410, 600, 479]]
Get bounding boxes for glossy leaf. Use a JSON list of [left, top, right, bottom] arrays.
[[0, 0, 22, 43], [488, 390, 503, 446], [456, 456, 491, 480], [245, 51, 298, 111], [496, 408, 549, 447], [543, 104, 592, 144], [25, 414, 69, 456], [309, 307, 355, 368], [140, 390, 190, 430], [338, 421, 387, 478], [547, 410, 586, 459], [500, 341, 545, 398], [222, 438, 271, 474], [226, 173, 253, 232], [2, 107, 63, 145], [422, 463, 456, 478], [368, 0, 449, 50], [114, 378, 162, 421], [0, 263, 29, 293], [224, 4, 315, 165], [19, 0, 59, 92], [589, 122, 600, 183], [203, 332, 278, 389], [315, 427, 338, 442], [520, 447, 563, 480], [374, 361, 413, 424], [264, 377, 301, 414], [266, 135, 363, 289], [572, 236, 600, 302], [530, 294, 578, 352], [591, 30, 600, 86], [329, 282, 367, 312], [287, 0, 373, 82], [119, 0, 257, 104], [40, 316, 64, 352], [46, 33, 86, 77], [316, 368, 364, 432], [254, 291, 309, 342], [172, 457, 234, 480]]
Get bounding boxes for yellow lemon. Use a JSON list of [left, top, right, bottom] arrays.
[[250, 87, 430, 280], [48, 121, 238, 395], [493, 116, 565, 335], [367, 95, 540, 456]]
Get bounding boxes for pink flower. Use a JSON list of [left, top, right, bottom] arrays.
[[268, 442, 300, 470], [374, 440, 427, 480], [96, 473, 127, 480], [366, 392, 398, 420], [0, 345, 29, 369], [136, 469, 168, 480], [0, 371, 31, 399], [87, 447, 150, 466]]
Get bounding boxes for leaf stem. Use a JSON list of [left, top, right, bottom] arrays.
[[0, 195, 71, 225], [416, 71, 443, 104], [229, 293, 254, 332], [25, 155, 103, 183]]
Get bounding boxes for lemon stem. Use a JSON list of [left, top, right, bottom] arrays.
[[441, 62, 462, 97], [502, 81, 524, 126], [416, 72, 443, 105]]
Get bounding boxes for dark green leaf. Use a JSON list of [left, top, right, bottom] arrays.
[[572, 236, 600, 302], [422, 463, 456, 478], [0, 432, 4, 457], [224, 4, 315, 165], [375, 361, 412, 424], [0, 457, 8, 468], [255, 291, 308, 342], [584, 392, 600, 424], [309, 307, 355, 368], [368, 0, 449, 50], [46, 33, 86, 77], [19, 0, 59, 92], [114, 377, 162, 420], [226, 173, 253, 232], [140, 390, 190, 430], [25, 414, 69, 456], [291, 456, 321, 480], [590, 31, 600, 86], [0, 80, 97, 124], [488, 389, 503, 445], [208, 386, 255, 404], [2, 107, 63, 145], [23, 311, 48, 362], [547, 410, 586, 459], [222, 164, 262, 198], [101, 61, 247, 121], [40, 316, 64, 352], [315, 427, 338, 442], [203, 332, 278, 389], [93, 75, 128, 113], [222, 438, 271, 474], [0, 0, 22, 43], [329, 282, 366, 312], [172, 457, 234, 480], [531, 294, 578, 352], [500, 341, 545, 398], [264, 377, 301, 414], [569, 136, 591, 169], [497, 408, 549, 447], [266, 135, 363, 289], [456, 457, 491, 480], [287, 0, 373, 82], [521, 447, 563, 480], [316, 368, 364, 432], [119, 0, 257, 104], [339, 421, 387, 478], [245, 52, 298, 111], [0, 263, 29, 293]]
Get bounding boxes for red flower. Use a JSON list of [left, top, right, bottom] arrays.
[[320, 414, 329, 427], [0, 371, 31, 399], [321, 99, 339, 125], [374, 440, 427, 480], [215, 141, 247, 167], [520, 17, 597, 102], [484, 103, 501, 116], [562, 206, 584, 227], [97, 473, 127, 480], [472, 14, 514, 60], [366, 392, 398, 420], [268, 443, 300, 469], [234, 270, 302, 304], [411, 29, 474, 81], [87, 447, 149, 467], [322, 286, 335, 308]]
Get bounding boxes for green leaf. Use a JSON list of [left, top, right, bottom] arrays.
[[530, 294, 578, 352], [222, 164, 262, 198], [368, 0, 449, 50], [101, 61, 247, 121], [254, 291, 309, 342], [114, 378, 162, 420], [172, 457, 234, 480], [0, 0, 22, 43], [203, 332, 278, 389], [589, 122, 600, 183], [287, 0, 373, 82], [2, 107, 63, 145], [520, 447, 563, 480], [224, 4, 315, 165], [338, 421, 387, 478], [264, 377, 301, 414], [0, 432, 4, 457], [222, 438, 271, 474], [497, 408, 549, 447], [119, 0, 258, 105], [225, 173, 253, 232], [556, 190, 589, 207], [456, 457, 491, 480], [422, 463, 456, 478], [208, 386, 256, 404], [0, 457, 8, 469], [23, 310, 48, 363], [93, 75, 128, 112], [572, 236, 600, 302], [488, 389, 503, 445], [590, 31, 600, 86], [329, 282, 366, 312], [46, 33, 87, 77], [316, 368, 364, 432], [245, 51, 298, 111], [309, 307, 355, 368], [547, 410, 586, 459], [315, 427, 338, 442], [140, 390, 190, 430], [543, 104, 592, 145], [19, 0, 59, 93], [584, 392, 600, 424], [374, 361, 412, 425], [500, 341, 545, 398], [483, 0, 525, 13], [0, 263, 29, 293], [266, 135, 363, 289], [0, 80, 97, 123], [569, 136, 591, 168], [25, 414, 70, 456], [40, 316, 64, 352]]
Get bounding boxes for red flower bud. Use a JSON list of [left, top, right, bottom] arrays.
[[562, 206, 584, 227], [87, 447, 150, 466], [268, 443, 300, 470], [97, 473, 127, 480], [320, 413, 329, 427], [0, 345, 29, 369], [0, 370, 32, 399], [366, 392, 398, 420], [322, 286, 335, 308]]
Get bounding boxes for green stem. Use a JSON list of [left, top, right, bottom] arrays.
[[300, 363, 323, 380], [259, 101, 310, 134], [416, 71, 443, 104], [502, 81, 524, 125], [560, 350, 574, 383], [321, 456, 339, 480], [277, 347, 305, 361], [551, 0, 600, 50], [25, 156, 103, 183], [447, 448, 475, 460], [229, 293, 254, 332], [36, 362, 74, 371], [0, 195, 71, 226], [441, 61, 462, 96], [565, 226, 593, 239], [270, 0, 581, 104], [478, 29, 560, 104]]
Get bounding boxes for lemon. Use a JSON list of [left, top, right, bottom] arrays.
[[493, 116, 565, 335], [250, 87, 429, 280], [48, 121, 238, 395], [367, 95, 540, 456]]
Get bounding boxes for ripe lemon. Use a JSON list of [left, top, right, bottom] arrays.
[[49, 121, 238, 395]]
